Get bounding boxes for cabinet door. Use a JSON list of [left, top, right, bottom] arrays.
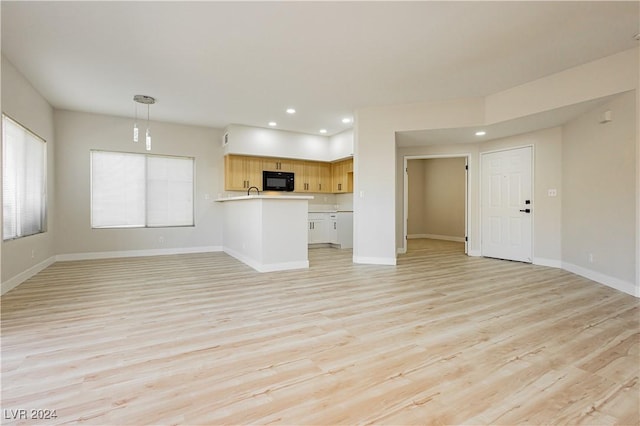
[[317, 162, 332, 193], [344, 158, 354, 193], [331, 159, 354, 193], [296, 161, 323, 193], [337, 212, 353, 248], [264, 157, 296, 173], [306, 161, 332, 193], [308, 219, 328, 244], [305, 161, 320, 193], [225, 155, 263, 190], [246, 156, 263, 190], [332, 160, 345, 193], [293, 161, 307, 192], [329, 218, 338, 244], [345, 158, 353, 173], [225, 155, 248, 191]]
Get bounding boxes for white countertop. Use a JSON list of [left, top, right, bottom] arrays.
[[308, 210, 353, 213], [216, 195, 314, 202]]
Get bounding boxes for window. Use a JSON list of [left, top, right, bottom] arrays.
[[90, 151, 194, 228], [2, 114, 47, 240]]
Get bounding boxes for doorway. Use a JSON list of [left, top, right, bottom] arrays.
[[403, 155, 470, 255], [480, 146, 533, 263]]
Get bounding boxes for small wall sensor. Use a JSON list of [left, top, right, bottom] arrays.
[[600, 110, 613, 124]]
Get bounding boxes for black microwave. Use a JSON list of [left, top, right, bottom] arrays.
[[263, 171, 294, 192]]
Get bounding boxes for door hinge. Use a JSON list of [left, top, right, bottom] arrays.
[[465, 165, 468, 170], [465, 236, 468, 242]]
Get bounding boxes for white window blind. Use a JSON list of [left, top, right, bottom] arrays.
[[146, 156, 194, 227], [90, 151, 194, 228], [2, 115, 47, 240], [91, 151, 146, 228]]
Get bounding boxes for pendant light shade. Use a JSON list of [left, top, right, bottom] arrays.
[[146, 128, 151, 151], [133, 95, 156, 150]]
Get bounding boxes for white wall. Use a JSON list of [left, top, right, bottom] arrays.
[[397, 127, 562, 263], [562, 91, 636, 294], [54, 110, 224, 257], [1, 56, 56, 294], [329, 129, 354, 160], [407, 160, 426, 235], [224, 124, 353, 162], [485, 49, 639, 125], [398, 146, 478, 254], [356, 98, 486, 265], [407, 158, 466, 240], [356, 47, 638, 296]]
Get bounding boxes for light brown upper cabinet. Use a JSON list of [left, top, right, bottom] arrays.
[[331, 158, 354, 193], [224, 155, 352, 193], [224, 155, 264, 191], [297, 161, 332, 193], [262, 157, 296, 173]]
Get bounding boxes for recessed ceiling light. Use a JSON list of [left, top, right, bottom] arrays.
[[475, 131, 486, 136], [319, 129, 327, 134], [286, 108, 296, 114], [342, 118, 352, 124], [268, 121, 277, 127]]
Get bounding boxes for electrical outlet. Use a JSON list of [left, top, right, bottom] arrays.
[[548, 189, 557, 197], [158, 236, 165, 244], [588, 253, 594, 263]]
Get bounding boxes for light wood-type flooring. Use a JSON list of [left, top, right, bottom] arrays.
[[2, 239, 639, 425]]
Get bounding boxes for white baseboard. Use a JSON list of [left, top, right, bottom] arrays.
[[407, 234, 466, 243], [1, 256, 56, 295], [353, 256, 397, 266], [468, 249, 481, 257], [2, 246, 224, 295], [533, 257, 562, 268], [562, 261, 638, 298], [56, 246, 223, 262], [223, 247, 308, 272], [256, 260, 309, 272]]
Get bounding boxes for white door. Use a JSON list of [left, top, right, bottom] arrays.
[[481, 147, 532, 262]]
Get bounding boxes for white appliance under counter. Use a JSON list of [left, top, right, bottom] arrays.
[[307, 211, 353, 249]]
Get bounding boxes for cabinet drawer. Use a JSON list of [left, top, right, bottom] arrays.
[[308, 212, 329, 221]]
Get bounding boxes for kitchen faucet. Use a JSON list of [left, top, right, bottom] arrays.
[[247, 186, 260, 196]]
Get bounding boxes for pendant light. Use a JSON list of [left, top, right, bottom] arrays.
[[133, 95, 156, 151], [133, 102, 139, 142], [145, 103, 151, 151]]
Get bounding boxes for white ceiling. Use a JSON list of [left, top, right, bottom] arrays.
[[2, 1, 638, 137], [395, 94, 620, 147]]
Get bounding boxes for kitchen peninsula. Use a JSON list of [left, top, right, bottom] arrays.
[[216, 195, 313, 272]]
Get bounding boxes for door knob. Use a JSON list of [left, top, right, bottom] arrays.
[[519, 208, 531, 213]]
